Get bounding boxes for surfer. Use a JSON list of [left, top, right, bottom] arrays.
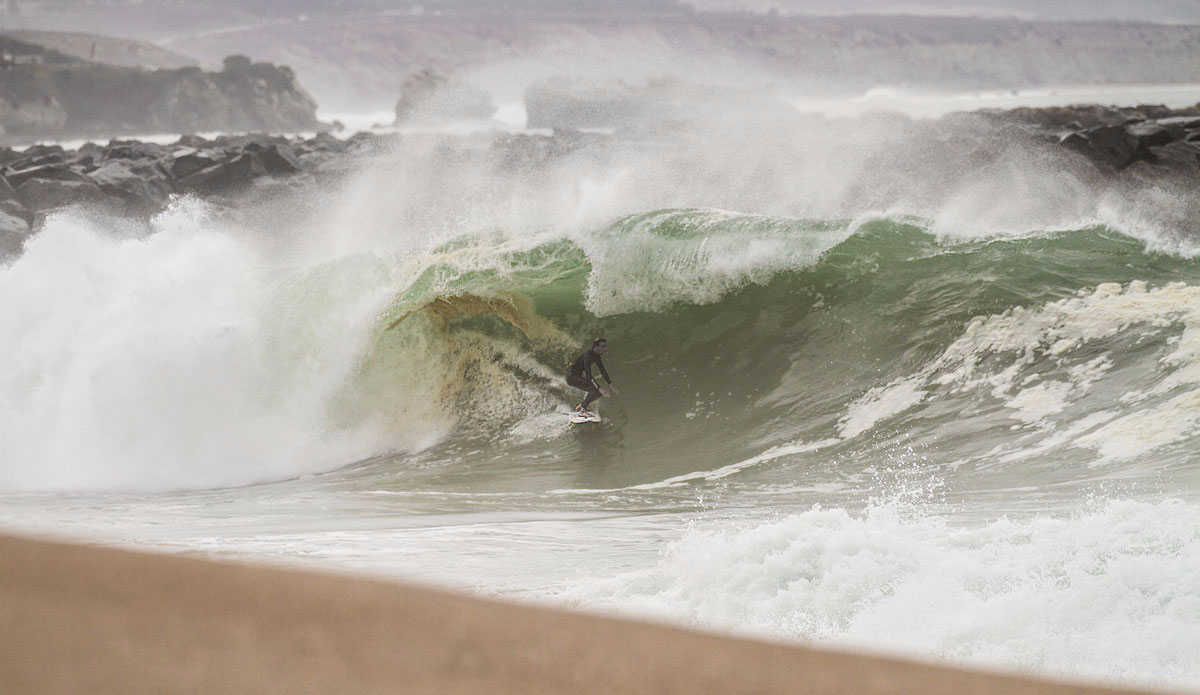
[[568, 337, 619, 417]]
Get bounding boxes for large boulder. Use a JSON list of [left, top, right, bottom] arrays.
[[1128, 122, 1183, 151], [70, 142, 106, 170], [0, 171, 30, 253], [102, 140, 172, 162], [0, 208, 32, 257], [242, 140, 303, 175], [4, 162, 82, 188], [16, 176, 106, 212], [166, 148, 224, 180], [0, 197, 34, 225], [1131, 140, 1200, 177], [8, 144, 66, 169], [88, 159, 172, 209], [298, 132, 349, 155], [393, 70, 495, 126], [0, 173, 34, 223], [0, 173, 17, 202], [1156, 115, 1200, 130], [1067, 125, 1141, 169], [176, 152, 267, 194]]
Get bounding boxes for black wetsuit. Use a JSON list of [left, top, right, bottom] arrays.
[[567, 348, 611, 409]]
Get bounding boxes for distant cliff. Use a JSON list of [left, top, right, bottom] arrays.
[[6, 30, 198, 70], [163, 14, 1200, 112], [0, 53, 320, 144]]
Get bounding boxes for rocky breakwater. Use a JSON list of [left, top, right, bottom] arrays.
[[983, 103, 1200, 182], [0, 131, 395, 256], [0, 54, 321, 145], [0, 127, 606, 258]]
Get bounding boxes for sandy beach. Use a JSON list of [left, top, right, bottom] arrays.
[[0, 533, 1168, 695]]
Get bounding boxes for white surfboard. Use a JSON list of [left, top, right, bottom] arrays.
[[569, 410, 601, 424]]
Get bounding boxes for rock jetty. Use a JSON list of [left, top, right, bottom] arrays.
[[0, 128, 607, 257], [983, 103, 1200, 178], [0, 131, 387, 256], [3, 102, 1197, 258]]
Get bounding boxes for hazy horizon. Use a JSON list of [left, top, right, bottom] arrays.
[[2, 0, 1199, 40]]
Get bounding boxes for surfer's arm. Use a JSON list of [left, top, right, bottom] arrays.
[[596, 356, 612, 384], [594, 356, 618, 395]]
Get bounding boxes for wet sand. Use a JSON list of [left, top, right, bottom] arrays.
[[0, 533, 1170, 695]]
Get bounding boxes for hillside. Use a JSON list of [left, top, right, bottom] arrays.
[[6, 30, 198, 70], [158, 14, 1200, 111], [0, 56, 320, 144]]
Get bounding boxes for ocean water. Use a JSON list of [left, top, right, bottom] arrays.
[[3, 102, 1200, 692]]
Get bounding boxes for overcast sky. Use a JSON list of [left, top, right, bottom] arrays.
[[687, 0, 1200, 23]]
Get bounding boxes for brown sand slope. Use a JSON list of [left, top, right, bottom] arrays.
[[0, 533, 1175, 695]]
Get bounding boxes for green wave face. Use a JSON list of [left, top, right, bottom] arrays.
[[349, 210, 1200, 495]]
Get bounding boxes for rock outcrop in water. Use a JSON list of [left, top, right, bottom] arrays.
[[0, 132, 352, 255], [0, 52, 321, 145], [982, 103, 1200, 179], [393, 70, 495, 126], [0, 127, 603, 257], [4, 101, 1199, 259]]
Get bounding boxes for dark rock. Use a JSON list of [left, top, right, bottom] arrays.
[[1157, 116, 1200, 129], [167, 149, 223, 180], [0, 173, 17, 202], [1080, 125, 1140, 169], [344, 131, 398, 155], [0, 208, 32, 257], [0, 198, 34, 224], [175, 134, 213, 148], [1136, 104, 1176, 121], [13, 144, 66, 165], [5, 163, 91, 188], [89, 159, 173, 209], [0, 148, 23, 166], [1142, 141, 1200, 175], [301, 132, 349, 154], [1058, 131, 1090, 151], [987, 104, 1194, 132], [256, 143, 303, 175], [176, 152, 267, 194], [103, 140, 171, 161], [10, 152, 67, 169], [1129, 122, 1182, 151], [16, 177, 106, 212], [212, 133, 290, 150], [70, 143, 106, 170]]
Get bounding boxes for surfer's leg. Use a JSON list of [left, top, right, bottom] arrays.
[[566, 374, 601, 410]]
